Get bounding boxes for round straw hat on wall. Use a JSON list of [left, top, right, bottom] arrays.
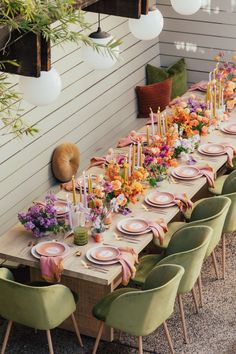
[[52, 143, 80, 182]]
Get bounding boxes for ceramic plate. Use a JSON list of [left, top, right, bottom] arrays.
[[198, 145, 225, 156], [174, 166, 200, 179], [220, 127, 236, 135], [144, 195, 175, 208], [223, 123, 236, 134], [147, 191, 175, 205], [200, 144, 225, 155], [120, 218, 149, 233], [31, 242, 70, 259], [86, 248, 118, 265], [90, 246, 120, 261], [54, 201, 69, 215], [117, 218, 150, 235], [171, 170, 202, 181], [35, 241, 67, 257]]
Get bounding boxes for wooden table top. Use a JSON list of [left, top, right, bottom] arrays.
[[0, 93, 235, 285]]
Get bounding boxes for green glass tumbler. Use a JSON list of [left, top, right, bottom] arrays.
[[73, 226, 88, 246]]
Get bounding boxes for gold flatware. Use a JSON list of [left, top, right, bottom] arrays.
[[81, 260, 108, 273]]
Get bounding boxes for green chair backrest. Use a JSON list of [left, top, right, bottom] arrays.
[[189, 196, 231, 257], [222, 190, 236, 233], [222, 172, 236, 194], [0, 268, 76, 330], [105, 264, 184, 336], [158, 226, 212, 294]]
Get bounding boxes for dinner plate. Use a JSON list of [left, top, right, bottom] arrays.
[[35, 241, 67, 257], [117, 218, 150, 235], [31, 242, 70, 259], [199, 144, 225, 155], [145, 195, 175, 208], [86, 248, 118, 265], [147, 191, 175, 205], [90, 246, 120, 261], [171, 170, 202, 181], [223, 123, 236, 134], [174, 166, 200, 179], [54, 201, 69, 215], [220, 127, 236, 135], [120, 218, 149, 233]]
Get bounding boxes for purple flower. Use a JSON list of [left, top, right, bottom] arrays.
[[24, 221, 35, 230]]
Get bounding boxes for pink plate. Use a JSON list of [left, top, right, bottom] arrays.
[[90, 246, 120, 261], [224, 123, 236, 133], [171, 170, 202, 181], [54, 201, 69, 215], [220, 127, 236, 135], [200, 144, 225, 155], [35, 242, 66, 257], [145, 196, 175, 208], [174, 166, 200, 179], [147, 191, 175, 205], [121, 218, 149, 233]]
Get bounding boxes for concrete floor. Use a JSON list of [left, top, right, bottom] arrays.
[[0, 232, 235, 354]]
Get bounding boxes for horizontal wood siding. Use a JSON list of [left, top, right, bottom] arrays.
[[0, 13, 160, 234], [158, 0, 236, 83]]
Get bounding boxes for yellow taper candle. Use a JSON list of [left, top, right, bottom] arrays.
[[88, 175, 92, 194], [218, 79, 222, 109], [71, 175, 77, 206], [132, 144, 136, 173], [140, 144, 143, 167], [206, 82, 211, 103], [123, 158, 128, 182], [213, 85, 217, 118], [146, 125, 150, 146]]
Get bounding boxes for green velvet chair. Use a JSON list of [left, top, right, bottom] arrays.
[[133, 225, 212, 344], [153, 196, 231, 279], [185, 176, 236, 279], [208, 168, 236, 196], [0, 268, 83, 354], [92, 264, 184, 354]]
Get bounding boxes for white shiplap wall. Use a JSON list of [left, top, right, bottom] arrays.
[[158, 0, 236, 83], [0, 13, 160, 235]]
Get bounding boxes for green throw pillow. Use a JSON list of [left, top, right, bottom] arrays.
[[146, 58, 187, 99]]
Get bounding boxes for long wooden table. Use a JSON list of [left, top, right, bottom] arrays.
[[0, 93, 235, 340]]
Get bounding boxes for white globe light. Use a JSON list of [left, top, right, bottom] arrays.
[[170, 0, 201, 15], [128, 8, 164, 41], [19, 67, 62, 106], [81, 28, 119, 70]]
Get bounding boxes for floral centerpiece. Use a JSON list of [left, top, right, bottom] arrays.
[[18, 194, 69, 237], [173, 135, 200, 159]]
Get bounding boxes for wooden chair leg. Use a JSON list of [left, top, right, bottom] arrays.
[[138, 336, 143, 354], [197, 274, 203, 308], [163, 321, 175, 354], [71, 313, 83, 347], [211, 250, 220, 280], [222, 233, 226, 279], [191, 286, 199, 314], [92, 322, 104, 354], [177, 294, 189, 344], [0, 320, 13, 354], [46, 330, 54, 354]]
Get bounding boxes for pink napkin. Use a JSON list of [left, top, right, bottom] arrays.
[[147, 221, 168, 246], [89, 156, 107, 168], [117, 135, 133, 147], [173, 193, 193, 213], [223, 144, 236, 167], [188, 81, 208, 92], [40, 256, 64, 283], [197, 165, 215, 188], [117, 247, 139, 286], [61, 180, 73, 191]]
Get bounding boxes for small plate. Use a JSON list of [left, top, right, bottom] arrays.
[[120, 218, 149, 233], [35, 241, 66, 257], [147, 191, 175, 205], [54, 201, 69, 215], [223, 123, 236, 134], [174, 166, 200, 179], [145, 195, 175, 208], [86, 249, 118, 265], [90, 246, 120, 261], [117, 218, 150, 235], [31, 242, 70, 259], [200, 144, 225, 155], [171, 170, 202, 181], [220, 127, 236, 135]]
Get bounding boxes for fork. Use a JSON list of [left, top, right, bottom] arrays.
[[81, 260, 108, 273]]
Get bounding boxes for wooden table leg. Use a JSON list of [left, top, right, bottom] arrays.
[[30, 268, 121, 341]]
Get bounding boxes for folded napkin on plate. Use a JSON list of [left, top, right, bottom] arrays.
[[89, 156, 107, 168], [147, 221, 168, 246], [197, 165, 215, 188], [173, 193, 193, 213], [188, 81, 208, 92], [117, 131, 141, 147], [117, 247, 139, 286], [222, 144, 236, 167], [40, 256, 64, 283]]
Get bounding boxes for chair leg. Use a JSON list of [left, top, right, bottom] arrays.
[[138, 336, 143, 354], [46, 330, 54, 354], [1, 320, 13, 354], [191, 286, 199, 314], [163, 321, 175, 354], [211, 250, 220, 280], [92, 322, 104, 354], [177, 294, 189, 344], [197, 274, 203, 308], [71, 313, 83, 347], [222, 233, 226, 279]]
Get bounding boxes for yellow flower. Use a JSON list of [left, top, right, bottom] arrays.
[[94, 186, 104, 198], [111, 180, 122, 191]]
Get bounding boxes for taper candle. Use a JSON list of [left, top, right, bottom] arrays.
[[123, 158, 128, 182], [218, 79, 222, 109], [209, 71, 212, 82], [71, 175, 77, 206], [82, 171, 88, 208], [213, 84, 217, 118], [146, 125, 150, 146], [132, 144, 136, 172], [137, 142, 140, 168], [150, 108, 155, 138], [140, 144, 143, 167], [206, 82, 211, 103], [128, 144, 132, 177]]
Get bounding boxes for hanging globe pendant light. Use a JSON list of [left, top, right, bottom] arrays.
[[19, 67, 62, 106], [170, 0, 202, 15], [81, 26, 119, 70], [128, 6, 164, 41]]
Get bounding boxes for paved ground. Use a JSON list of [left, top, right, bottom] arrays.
[[0, 232, 235, 354]]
